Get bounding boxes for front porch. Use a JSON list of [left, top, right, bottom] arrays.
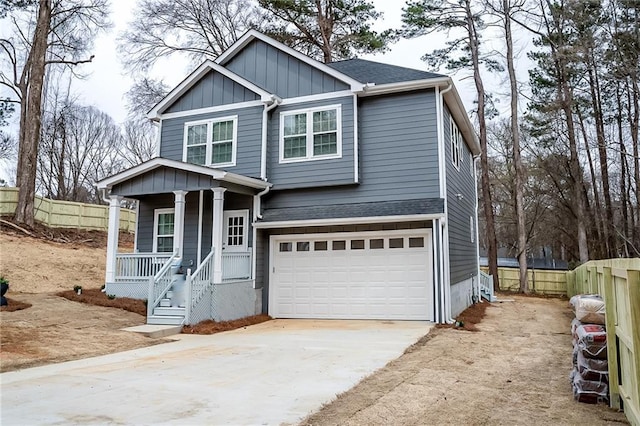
[[95, 158, 271, 326]]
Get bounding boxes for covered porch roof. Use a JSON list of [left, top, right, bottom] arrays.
[[95, 158, 271, 198]]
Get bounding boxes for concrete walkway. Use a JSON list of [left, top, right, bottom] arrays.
[[0, 319, 431, 425]]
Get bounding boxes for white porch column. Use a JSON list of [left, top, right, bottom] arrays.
[[105, 195, 123, 283], [211, 188, 226, 283], [173, 190, 188, 257]]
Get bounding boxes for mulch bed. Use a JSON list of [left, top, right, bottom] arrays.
[[58, 288, 147, 316], [0, 298, 33, 312], [182, 314, 272, 334], [436, 300, 490, 332], [57, 288, 272, 335]]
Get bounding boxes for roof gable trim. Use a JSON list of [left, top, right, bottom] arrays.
[[148, 60, 276, 120]]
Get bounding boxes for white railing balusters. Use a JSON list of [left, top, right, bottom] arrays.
[[186, 250, 215, 324], [222, 252, 252, 280], [146, 251, 179, 317], [115, 252, 173, 283]]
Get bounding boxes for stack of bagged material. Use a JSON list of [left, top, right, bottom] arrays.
[[569, 294, 609, 404]]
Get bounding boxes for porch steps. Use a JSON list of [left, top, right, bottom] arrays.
[[147, 315, 185, 326], [122, 324, 182, 338], [147, 306, 186, 326]]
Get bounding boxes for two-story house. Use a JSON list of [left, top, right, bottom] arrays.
[[96, 30, 481, 326]]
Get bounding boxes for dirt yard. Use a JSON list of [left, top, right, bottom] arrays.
[[301, 296, 628, 425], [0, 226, 629, 424], [0, 229, 163, 372]]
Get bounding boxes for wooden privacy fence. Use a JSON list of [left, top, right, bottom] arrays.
[[481, 266, 568, 296], [568, 259, 640, 426], [0, 187, 135, 232]]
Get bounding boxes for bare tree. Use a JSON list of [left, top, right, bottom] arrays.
[[0, 0, 110, 226], [119, 0, 264, 73], [38, 99, 123, 202]]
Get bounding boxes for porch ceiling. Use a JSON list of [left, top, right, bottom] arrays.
[[95, 158, 270, 198]]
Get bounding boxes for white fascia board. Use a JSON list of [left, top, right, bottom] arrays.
[[359, 77, 451, 96], [148, 60, 276, 120], [95, 157, 270, 191], [216, 30, 365, 92], [253, 213, 445, 229]]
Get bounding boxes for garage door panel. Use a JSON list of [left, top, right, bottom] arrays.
[[271, 231, 433, 321]]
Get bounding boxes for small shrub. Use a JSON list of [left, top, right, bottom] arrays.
[[73, 285, 82, 293], [107, 294, 116, 300]]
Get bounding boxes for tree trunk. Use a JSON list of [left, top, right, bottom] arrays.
[[503, 0, 528, 293], [465, 0, 500, 289], [14, 0, 52, 227]]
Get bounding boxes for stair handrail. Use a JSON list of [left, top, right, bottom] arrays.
[[185, 250, 214, 324], [147, 250, 179, 317]]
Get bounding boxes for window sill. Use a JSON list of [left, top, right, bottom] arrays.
[[279, 154, 342, 164]]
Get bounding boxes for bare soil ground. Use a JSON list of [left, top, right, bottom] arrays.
[[301, 296, 628, 426], [0, 223, 629, 424]]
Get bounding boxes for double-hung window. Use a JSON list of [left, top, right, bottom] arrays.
[[280, 105, 341, 162], [153, 208, 175, 253], [450, 118, 463, 169], [184, 116, 237, 167]]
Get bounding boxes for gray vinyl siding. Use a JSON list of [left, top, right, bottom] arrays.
[[267, 96, 354, 188], [165, 70, 259, 113], [265, 90, 440, 208], [160, 105, 263, 178], [135, 191, 254, 266], [225, 39, 350, 97], [112, 167, 218, 197], [444, 106, 478, 284]]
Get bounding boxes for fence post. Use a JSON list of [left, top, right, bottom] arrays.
[[602, 267, 620, 410], [628, 270, 640, 419]]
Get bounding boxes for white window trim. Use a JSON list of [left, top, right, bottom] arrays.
[[153, 208, 175, 253], [182, 115, 238, 168], [450, 118, 462, 170], [279, 104, 342, 164], [223, 209, 250, 252]]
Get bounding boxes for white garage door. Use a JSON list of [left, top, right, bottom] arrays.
[[269, 230, 433, 320]]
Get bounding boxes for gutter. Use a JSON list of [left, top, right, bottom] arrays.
[[261, 95, 282, 181]]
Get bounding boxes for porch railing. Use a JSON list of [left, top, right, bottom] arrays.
[[115, 252, 174, 283], [479, 270, 496, 302], [147, 251, 179, 318], [222, 252, 252, 281], [185, 250, 215, 324]]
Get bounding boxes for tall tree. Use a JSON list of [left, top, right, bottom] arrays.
[[488, 0, 529, 292], [119, 0, 264, 73], [525, 0, 590, 263], [0, 0, 110, 226], [259, 0, 393, 63], [401, 0, 502, 289]]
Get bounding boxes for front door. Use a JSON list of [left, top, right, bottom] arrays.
[[222, 210, 249, 252]]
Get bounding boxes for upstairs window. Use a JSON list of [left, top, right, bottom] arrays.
[[280, 105, 342, 163], [450, 118, 463, 169], [184, 116, 237, 167]]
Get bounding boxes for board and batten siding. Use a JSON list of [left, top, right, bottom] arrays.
[[225, 39, 350, 98], [165, 70, 259, 113], [265, 90, 440, 208], [160, 105, 263, 178], [266, 96, 355, 188], [444, 106, 479, 284]]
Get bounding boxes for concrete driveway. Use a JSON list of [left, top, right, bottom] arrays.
[[0, 319, 431, 425]]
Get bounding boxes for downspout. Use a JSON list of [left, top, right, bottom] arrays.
[[473, 154, 481, 302], [261, 95, 281, 181], [252, 185, 271, 288], [437, 81, 454, 324]]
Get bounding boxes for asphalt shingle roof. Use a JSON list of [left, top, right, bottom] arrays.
[[260, 198, 444, 222], [327, 58, 445, 85]]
